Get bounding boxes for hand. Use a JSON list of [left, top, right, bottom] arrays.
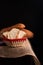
[[0, 23, 34, 38]]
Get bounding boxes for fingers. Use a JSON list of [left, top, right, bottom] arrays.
[[0, 23, 25, 33], [0, 23, 34, 39], [0, 23, 25, 38], [11, 23, 26, 29], [22, 29, 34, 38], [0, 27, 10, 34]]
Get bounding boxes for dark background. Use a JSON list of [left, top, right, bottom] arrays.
[[0, 0, 43, 64]]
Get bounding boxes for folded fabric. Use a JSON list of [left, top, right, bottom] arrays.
[[0, 39, 41, 65], [3, 28, 26, 39]]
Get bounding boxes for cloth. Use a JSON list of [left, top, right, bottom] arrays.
[[0, 55, 35, 65], [0, 39, 41, 65]]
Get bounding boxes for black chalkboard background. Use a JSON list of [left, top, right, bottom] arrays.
[[0, 1, 43, 65]]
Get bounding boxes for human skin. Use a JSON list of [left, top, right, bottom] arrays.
[[0, 23, 34, 39]]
